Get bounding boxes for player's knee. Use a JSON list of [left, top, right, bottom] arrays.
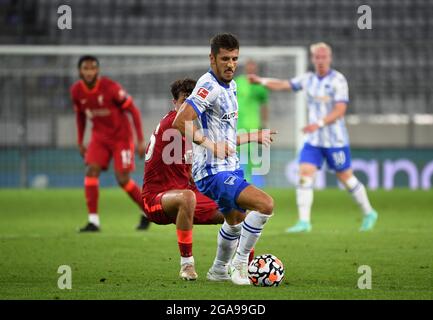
[[116, 178, 128, 187], [336, 171, 352, 183], [341, 175, 359, 191], [257, 195, 274, 215], [179, 190, 196, 213], [115, 173, 130, 187], [86, 166, 100, 177], [299, 164, 316, 178]]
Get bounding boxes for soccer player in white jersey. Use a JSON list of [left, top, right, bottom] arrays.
[[173, 33, 275, 285], [249, 42, 378, 233]]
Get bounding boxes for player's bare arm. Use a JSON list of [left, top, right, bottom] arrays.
[[248, 74, 292, 91], [172, 102, 235, 159], [302, 102, 347, 133], [120, 98, 145, 158], [236, 130, 277, 147], [72, 98, 87, 157], [75, 113, 87, 157]]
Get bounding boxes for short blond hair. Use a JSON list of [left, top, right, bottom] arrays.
[[310, 42, 332, 55]]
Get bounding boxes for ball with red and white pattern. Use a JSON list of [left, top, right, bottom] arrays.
[[248, 254, 285, 287]]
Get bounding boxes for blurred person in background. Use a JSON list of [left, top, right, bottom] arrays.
[[71, 55, 150, 232], [249, 42, 378, 233], [235, 59, 269, 187]]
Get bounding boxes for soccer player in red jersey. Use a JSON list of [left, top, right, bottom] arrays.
[[142, 78, 226, 280], [71, 55, 150, 232]]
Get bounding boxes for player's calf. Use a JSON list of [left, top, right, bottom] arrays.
[[164, 190, 197, 279], [231, 187, 274, 285]]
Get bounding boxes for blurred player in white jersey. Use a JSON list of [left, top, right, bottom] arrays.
[[173, 33, 276, 285], [249, 42, 378, 232]]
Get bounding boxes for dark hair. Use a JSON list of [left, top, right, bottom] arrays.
[[170, 78, 196, 100], [210, 33, 239, 56], [77, 55, 99, 68]]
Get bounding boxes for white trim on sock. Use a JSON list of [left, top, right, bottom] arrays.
[[181, 256, 194, 265], [212, 222, 242, 269], [345, 176, 373, 215], [88, 214, 100, 226]]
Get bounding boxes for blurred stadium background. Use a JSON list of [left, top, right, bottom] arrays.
[[1, 0, 432, 190]]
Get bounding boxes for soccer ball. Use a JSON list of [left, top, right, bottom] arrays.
[[248, 254, 284, 287]]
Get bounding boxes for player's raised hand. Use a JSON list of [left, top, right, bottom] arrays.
[[254, 129, 277, 147], [213, 141, 235, 160], [247, 74, 262, 84], [137, 142, 146, 159], [302, 123, 320, 133], [78, 144, 86, 158]]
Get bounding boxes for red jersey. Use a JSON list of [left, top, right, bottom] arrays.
[[71, 77, 143, 144], [142, 110, 192, 197]]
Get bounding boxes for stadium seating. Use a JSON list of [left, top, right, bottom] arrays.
[[0, 0, 431, 115]]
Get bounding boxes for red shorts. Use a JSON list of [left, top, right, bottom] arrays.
[[85, 138, 135, 172], [143, 189, 219, 225]]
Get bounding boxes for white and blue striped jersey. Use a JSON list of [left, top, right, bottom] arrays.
[[185, 70, 240, 181], [290, 69, 350, 148]]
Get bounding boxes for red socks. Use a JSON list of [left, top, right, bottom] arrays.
[[84, 177, 144, 225], [84, 176, 99, 214], [122, 179, 145, 211], [177, 229, 193, 257]]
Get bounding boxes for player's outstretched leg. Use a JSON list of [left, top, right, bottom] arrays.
[[79, 165, 101, 232], [116, 171, 150, 230], [230, 186, 273, 285], [338, 171, 378, 231]]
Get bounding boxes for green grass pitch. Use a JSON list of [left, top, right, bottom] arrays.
[[0, 188, 432, 300]]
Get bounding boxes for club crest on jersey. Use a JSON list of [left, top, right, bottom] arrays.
[[221, 111, 238, 121], [313, 95, 331, 103], [197, 88, 209, 100], [98, 95, 104, 106]]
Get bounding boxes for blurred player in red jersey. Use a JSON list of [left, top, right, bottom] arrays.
[[71, 55, 150, 232], [142, 79, 261, 281]]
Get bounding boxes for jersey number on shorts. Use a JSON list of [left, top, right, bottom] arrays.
[[332, 151, 346, 167], [121, 149, 132, 167]]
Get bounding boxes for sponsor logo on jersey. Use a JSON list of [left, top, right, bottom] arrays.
[[197, 88, 209, 100], [84, 108, 111, 118], [313, 95, 331, 103], [221, 111, 238, 121]]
